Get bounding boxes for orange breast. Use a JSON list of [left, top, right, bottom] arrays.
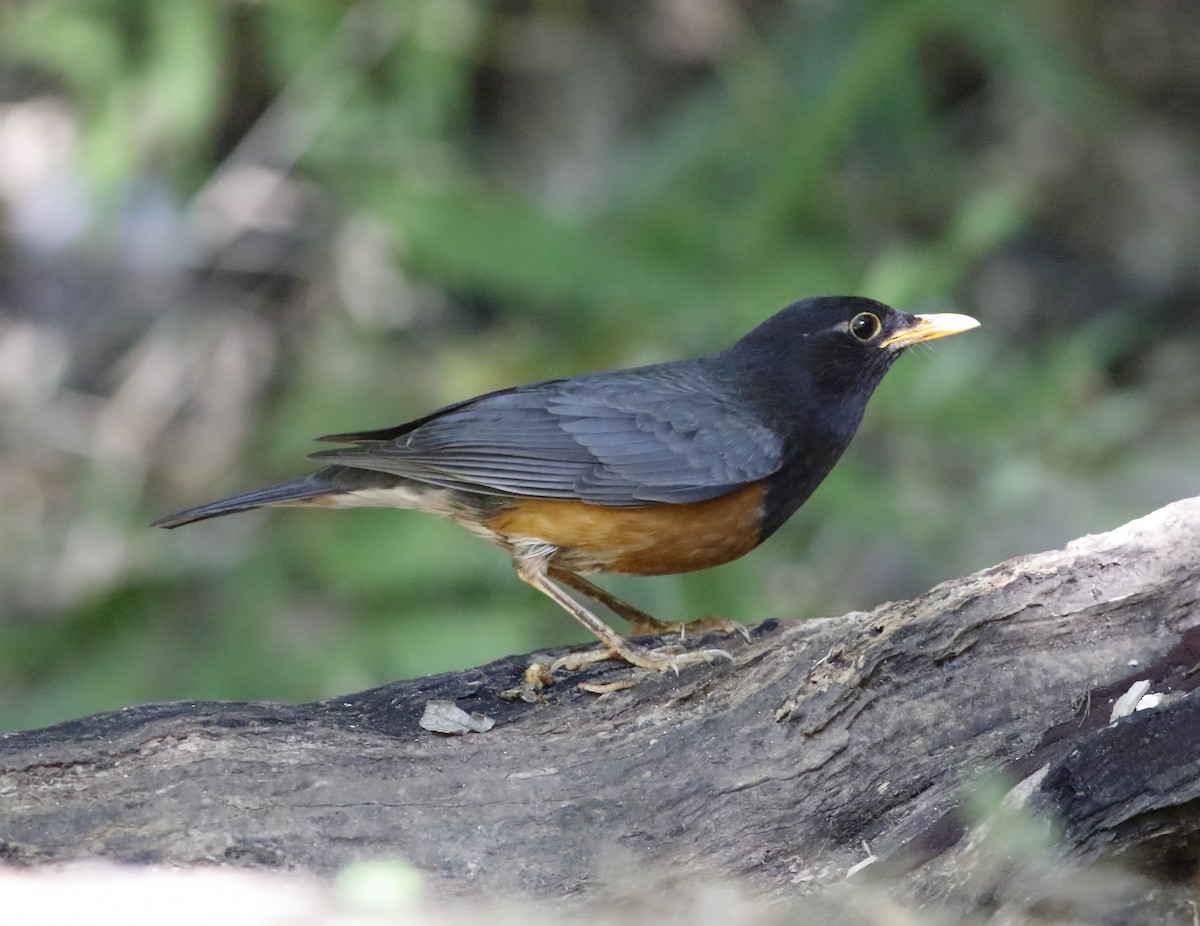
[[483, 482, 766, 576]]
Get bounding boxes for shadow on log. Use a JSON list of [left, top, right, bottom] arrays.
[[2, 498, 1199, 919]]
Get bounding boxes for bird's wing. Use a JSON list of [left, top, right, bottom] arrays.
[[308, 365, 784, 506]]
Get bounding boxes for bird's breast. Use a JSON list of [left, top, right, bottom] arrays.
[[481, 482, 767, 576]]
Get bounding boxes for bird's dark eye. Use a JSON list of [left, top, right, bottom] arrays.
[[850, 312, 881, 341]]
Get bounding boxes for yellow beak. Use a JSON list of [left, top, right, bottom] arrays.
[[880, 312, 980, 350]]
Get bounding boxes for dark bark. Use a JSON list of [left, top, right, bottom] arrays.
[[2, 498, 1199, 918]]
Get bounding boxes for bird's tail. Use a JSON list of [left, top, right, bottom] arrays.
[[152, 472, 345, 529]]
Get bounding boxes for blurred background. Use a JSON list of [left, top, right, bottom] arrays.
[[0, 0, 1197, 734]]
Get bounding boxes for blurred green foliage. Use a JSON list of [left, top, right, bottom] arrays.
[[1, 0, 1197, 733]]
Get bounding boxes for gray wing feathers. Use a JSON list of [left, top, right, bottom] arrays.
[[310, 366, 784, 506]]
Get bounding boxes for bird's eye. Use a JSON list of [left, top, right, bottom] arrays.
[[850, 312, 881, 341]]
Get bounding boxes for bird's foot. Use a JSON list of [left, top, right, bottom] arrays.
[[577, 678, 640, 695], [625, 616, 686, 638], [685, 614, 753, 642], [626, 614, 751, 643], [551, 638, 732, 675]]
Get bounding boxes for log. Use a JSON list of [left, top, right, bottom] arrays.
[[2, 498, 1200, 920]]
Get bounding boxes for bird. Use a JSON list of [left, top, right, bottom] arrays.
[[154, 296, 979, 679]]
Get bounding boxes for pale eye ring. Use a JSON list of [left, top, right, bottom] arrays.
[[850, 312, 881, 341]]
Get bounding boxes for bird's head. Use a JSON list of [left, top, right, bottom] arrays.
[[731, 295, 977, 386], [717, 295, 979, 439]]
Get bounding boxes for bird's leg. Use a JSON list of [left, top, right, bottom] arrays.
[[549, 567, 751, 643], [547, 568, 682, 637], [512, 544, 731, 675]]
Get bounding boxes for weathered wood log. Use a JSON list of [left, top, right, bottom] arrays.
[[2, 498, 1199, 919]]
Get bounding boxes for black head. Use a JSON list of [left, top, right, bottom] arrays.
[[713, 293, 979, 452], [721, 295, 978, 398], [711, 295, 979, 537]]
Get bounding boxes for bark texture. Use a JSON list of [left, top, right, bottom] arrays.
[[3, 498, 1200, 918]]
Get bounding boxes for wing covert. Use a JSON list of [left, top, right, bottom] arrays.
[[309, 364, 784, 506]]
